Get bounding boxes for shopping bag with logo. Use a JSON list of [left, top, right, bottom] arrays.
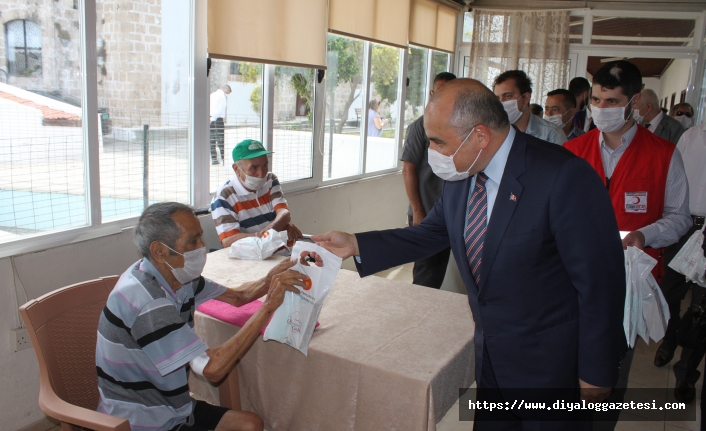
[[263, 241, 342, 355], [228, 229, 288, 260], [668, 225, 706, 287]]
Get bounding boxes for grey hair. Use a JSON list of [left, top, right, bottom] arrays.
[[221, 85, 232, 92], [447, 81, 510, 136], [640, 88, 659, 108], [134, 202, 194, 260]]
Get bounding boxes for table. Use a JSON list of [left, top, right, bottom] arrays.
[[189, 249, 475, 431]]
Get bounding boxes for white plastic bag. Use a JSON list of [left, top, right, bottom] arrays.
[[623, 246, 670, 347], [228, 229, 288, 260], [263, 241, 342, 355], [668, 225, 706, 287]]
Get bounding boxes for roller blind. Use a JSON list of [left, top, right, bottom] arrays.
[[208, 0, 328, 69], [409, 0, 459, 53], [328, 0, 411, 48]]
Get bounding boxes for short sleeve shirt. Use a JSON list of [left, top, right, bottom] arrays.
[[211, 172, 289, 241], [96, 259, 227, 431], [400, 115, 444, 216]]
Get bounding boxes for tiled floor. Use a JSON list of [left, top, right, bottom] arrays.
[[374, 264, 704, 431]]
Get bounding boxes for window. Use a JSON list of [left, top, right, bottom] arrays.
[[366, 43, 401, 174], [5, 19, 42, 76], [432, 51, 451, 77], [463, 11, 474, 43], [405, 46, 429, 132], [208, 60, 263, 192], [271, 66, 315, 182], [96, 0, 192, 221], [0, 8, 84, 241], [323, 34, 365, 180]]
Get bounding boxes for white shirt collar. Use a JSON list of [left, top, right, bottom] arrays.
[[648, 111, 663, 132], [599, 122, 638, 153], [484, 127, 516, 185]]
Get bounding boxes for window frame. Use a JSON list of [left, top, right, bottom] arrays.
[[0, 0, 453, 257]]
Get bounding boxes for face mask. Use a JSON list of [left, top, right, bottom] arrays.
[[236, 165, 267, 190], [161, 243, 208, 284], [501, 95, 527, 124], [591, 95, 635, 134], [675, 114, 693, 129], [544, 111, 573, 129], [632, 110, 644, 124], [428, 128, 483, 182]]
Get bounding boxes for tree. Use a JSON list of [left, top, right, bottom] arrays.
[[370, 44, 399, 107], [406, 47, 427, 116], [327, 35, 364, 133]]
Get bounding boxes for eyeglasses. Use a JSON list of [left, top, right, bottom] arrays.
[[676, 111, 693, 118]]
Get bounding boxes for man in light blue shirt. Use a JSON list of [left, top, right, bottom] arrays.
[[493, 70, 566, 145]]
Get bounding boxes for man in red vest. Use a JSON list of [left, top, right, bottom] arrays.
[[564, 60, 691, 431]]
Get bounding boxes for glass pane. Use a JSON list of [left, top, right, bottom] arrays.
[[207, 60, 263, 192], [462, 12, 474, 43], [463, 56, 470, 77], [272, 66, 315, 183], [0, 9, 86, 242], [591, 17, 696, 47], [432, 51, 450, 77], [404, 46, 429, 135], [366, 43, 401, 174], [324, 34, 364, 180], [97, 0, 192, 221]]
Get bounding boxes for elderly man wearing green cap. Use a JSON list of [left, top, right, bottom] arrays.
[[211, 139, 303, 248]]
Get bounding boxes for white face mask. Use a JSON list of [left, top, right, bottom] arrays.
[[161, 243, 208, 284], [428, 127, 483, 182], [675, 114, 693, 129], [544, 110, 573, 129], [591, 95, 635, 134], [501, 95, 527, 124], [632, 110, 644, 125], [236, 164, 267, 191]]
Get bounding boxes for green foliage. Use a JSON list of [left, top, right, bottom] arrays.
[[239, 63, 263, 84], [327, 36, 364, 85], [289, 71, 314, 123], [250, 85, 261, 115], [370, 44, 399, 105], [432, 52, 450, 77], [406, 47, 427, 109]]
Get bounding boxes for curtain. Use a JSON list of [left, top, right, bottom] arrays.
[[469, 10, 570, 104]]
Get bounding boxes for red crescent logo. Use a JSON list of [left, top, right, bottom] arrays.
[[631, 196, 641, 204], [303, 279, 312, 290]]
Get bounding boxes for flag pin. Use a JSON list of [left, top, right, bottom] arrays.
[[510, 193, 517, 201]]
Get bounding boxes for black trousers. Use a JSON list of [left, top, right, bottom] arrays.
[[210, 118, 225, 162], [408, 215, 450, 289]]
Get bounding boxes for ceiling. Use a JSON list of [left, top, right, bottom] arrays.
[[468, 0, 706, 12], [586, 57, 673, 77]]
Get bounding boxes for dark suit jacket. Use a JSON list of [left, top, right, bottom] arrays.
[[355, 130, 625, 389], [654, 114, 685, 144]]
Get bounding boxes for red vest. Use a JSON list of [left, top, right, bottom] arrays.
[[564, 126, 675, 281]]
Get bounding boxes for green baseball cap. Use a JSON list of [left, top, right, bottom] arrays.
[[232, 139, 273, 161]]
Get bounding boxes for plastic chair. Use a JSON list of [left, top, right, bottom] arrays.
[[19, 276, 130, 431]]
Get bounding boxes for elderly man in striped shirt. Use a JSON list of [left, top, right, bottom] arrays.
[[211, 140, 303, 248], [96, 202, 308, 431]]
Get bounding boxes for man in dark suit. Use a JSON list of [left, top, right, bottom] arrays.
[[312, 79, 626, 429]]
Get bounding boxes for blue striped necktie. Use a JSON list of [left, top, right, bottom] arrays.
[[465, 172, 488, 285]]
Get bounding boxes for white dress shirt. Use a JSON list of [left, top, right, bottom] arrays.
[[677, 123, 706, 217], [646, 110, 664, 133], [599, 122, 692, 248], [210, 89, 228, 122], [467, 127, 516, 223]]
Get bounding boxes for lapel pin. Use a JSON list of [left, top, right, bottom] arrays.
[[510, 193, 517, 202]]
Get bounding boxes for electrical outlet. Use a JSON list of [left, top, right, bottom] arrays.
[[11, 328, 31, 352]]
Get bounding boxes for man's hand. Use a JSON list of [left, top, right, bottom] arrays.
[[311, 231, 359, 259], [579, 379, 611, 403], [264, 270, 308, 312], [286, 223, 304, 241], [412, 209, 426, 226], [622, 230, 645, 250], [265, 258, 296, 286]]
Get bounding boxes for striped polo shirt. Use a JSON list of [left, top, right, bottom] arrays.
[[96, 259, 226, 431], [210, 173, 288, 241]]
